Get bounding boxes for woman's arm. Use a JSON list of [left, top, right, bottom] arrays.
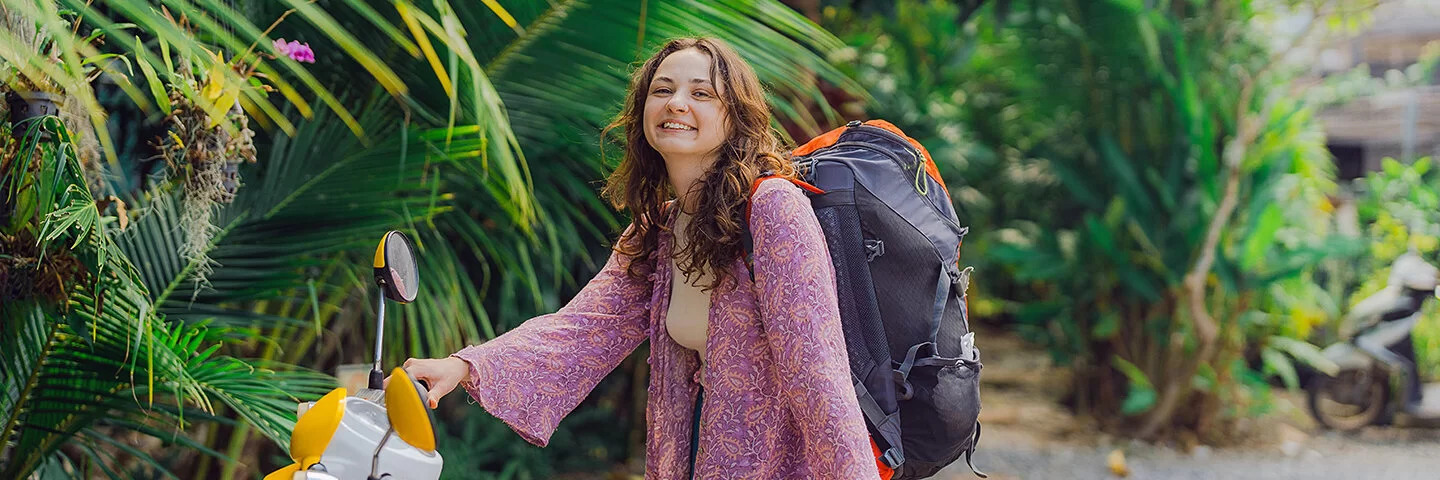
[[449, 227, 652, 447], [749, 179, 877, 477]]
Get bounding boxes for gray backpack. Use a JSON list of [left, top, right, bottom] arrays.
[[744, 120, 985, 479]]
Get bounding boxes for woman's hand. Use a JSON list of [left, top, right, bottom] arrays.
[[385, 357, 470, 408]]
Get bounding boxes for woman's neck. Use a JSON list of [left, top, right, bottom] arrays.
[[665, 153, 718, 214]]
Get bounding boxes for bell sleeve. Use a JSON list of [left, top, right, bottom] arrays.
[[450, 227, 652, 447]]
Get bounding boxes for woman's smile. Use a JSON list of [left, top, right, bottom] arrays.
[[659, 120, 697, 133]]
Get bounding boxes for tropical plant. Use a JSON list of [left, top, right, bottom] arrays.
[[978, 0, 1409, 442], [985, 0, 1374, 442], [0, 111, 340, 479], [2, 89, 558, 478]]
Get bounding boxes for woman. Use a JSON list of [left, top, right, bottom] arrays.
[[396, 37, 877, 479]]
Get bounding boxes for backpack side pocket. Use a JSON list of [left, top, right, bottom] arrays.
[[894, 355, 982, 479]]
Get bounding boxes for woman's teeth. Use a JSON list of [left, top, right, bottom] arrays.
[[662, 122, 695, 131]]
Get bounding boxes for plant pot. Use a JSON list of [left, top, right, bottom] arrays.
[[6, 91, 64, 140]]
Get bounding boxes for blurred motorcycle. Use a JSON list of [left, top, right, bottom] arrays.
[[265, 231, 444, 480], [1306, 252, 1440, 431]]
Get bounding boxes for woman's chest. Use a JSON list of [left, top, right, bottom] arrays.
[[655, 252, 780, 393]]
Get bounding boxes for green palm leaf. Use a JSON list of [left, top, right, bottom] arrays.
[[0, 251, 330, 479], [109, 102, 508, 357]]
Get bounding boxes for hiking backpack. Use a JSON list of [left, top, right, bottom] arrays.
[[744, 120, 985, 479]]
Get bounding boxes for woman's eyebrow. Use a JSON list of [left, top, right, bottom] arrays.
[[652, 76, 713, 86]]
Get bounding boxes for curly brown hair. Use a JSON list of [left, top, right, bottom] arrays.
[[601, 37, 796, 291]]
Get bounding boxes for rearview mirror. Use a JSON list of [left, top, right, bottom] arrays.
[[373, 231, 419, 304], [369, 230, 419, 389]]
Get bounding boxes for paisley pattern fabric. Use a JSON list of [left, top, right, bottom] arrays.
[[452, 179, 876, 479]]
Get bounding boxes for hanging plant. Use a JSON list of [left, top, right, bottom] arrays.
[[155, 59, 257, 287], [0, 111, 94, 306], [3, 7, 65, 140], [6, 91, 63, 138], [151, 29, 307, 287], [0, 230, 88, 305], [2, 5, 109, 194]]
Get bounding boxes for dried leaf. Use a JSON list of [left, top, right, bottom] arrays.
[[1107, 448, 1130, 477]]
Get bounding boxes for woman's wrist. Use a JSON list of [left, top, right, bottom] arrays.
[[447, 354, 472, 384]]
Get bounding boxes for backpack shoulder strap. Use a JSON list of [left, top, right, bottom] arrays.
[[742, 172, 823, 276]]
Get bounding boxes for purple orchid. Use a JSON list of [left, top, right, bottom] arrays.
[[272, 38, 316, 63]]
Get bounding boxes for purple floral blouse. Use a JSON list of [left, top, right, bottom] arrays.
[[451, 179, 877, 479]]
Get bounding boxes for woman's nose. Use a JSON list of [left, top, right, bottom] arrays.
[[666, 97, 689, 113]]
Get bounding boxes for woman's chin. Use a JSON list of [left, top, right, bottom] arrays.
[[653, 143, 698, 157]]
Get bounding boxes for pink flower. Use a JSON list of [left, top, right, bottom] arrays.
[[272, 38, 315, 63]]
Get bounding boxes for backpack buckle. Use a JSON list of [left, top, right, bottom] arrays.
[[879, 447, 904, 468], [864, 239, 885, 262]]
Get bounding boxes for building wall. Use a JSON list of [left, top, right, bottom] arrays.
[[1313, 0, 1440, 179]]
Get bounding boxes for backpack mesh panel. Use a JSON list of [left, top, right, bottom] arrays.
[[813, 203, 891, 380]]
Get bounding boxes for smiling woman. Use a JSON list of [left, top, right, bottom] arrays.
[[395, 37, 882, 479]]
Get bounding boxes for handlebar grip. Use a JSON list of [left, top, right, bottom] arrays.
[[368, 369, 384, 390]]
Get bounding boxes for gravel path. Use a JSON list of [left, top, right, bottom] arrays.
[[933, 326, 1440, 480], [943, 428, 1440, 480]]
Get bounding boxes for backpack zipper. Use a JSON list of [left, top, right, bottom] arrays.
[[820, 140, 967, 236], [846, 125, 965, 233]]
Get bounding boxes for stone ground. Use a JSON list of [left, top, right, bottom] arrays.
[[934, 326, 1440, 480]]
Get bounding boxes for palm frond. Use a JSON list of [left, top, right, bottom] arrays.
[[3, 0, 533, 179], [103, 99, 531, 368]]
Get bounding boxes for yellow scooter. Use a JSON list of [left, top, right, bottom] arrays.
[[265, 231, 444, 480]]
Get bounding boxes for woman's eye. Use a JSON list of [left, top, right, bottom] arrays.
[[694, 91, 712, 98], [652, 88, 672, 95]]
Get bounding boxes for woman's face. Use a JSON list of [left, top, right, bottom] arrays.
[[643, 48, 729, 165]]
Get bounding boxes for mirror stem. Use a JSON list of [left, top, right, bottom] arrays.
[[368, 428, 395, 480], [370, 296, 386, 390]]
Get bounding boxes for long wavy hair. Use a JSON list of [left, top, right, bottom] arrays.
[[601, 37, 796, 291]]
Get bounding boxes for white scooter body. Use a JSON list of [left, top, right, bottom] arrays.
[[293, 396, 444, 480], [1320, 341, 1385, 372]]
